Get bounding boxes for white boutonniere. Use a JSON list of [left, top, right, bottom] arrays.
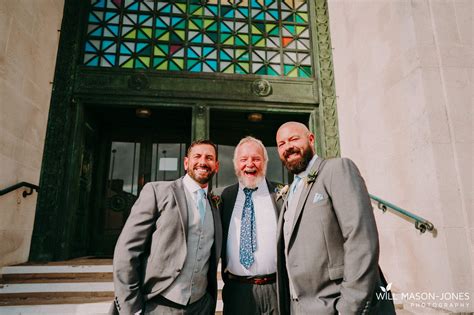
[[275, 184, 289, 200], [305, 170, 318, 184]]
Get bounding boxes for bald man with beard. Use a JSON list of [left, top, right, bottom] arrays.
[[220, 136, 283, 315], [275, 122, 395, 315]]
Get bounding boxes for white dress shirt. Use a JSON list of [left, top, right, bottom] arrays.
[[226, 178, 278, 276], [183, 174, 209, 207]]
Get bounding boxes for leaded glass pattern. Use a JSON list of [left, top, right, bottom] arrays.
[[84, 0, 313, 78]]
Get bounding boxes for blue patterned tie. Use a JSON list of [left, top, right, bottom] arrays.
[[197, 189, 206, 224], [240, 187, 258, 269]]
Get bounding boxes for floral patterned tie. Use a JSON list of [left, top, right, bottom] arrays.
[[240, 187, 258, 269]]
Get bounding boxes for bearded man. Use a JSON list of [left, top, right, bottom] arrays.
[[111, 139, 222, 315], [220, 136, 283, 315], [275, 122, 395, 315]]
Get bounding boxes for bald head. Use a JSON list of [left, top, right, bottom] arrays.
[[277, 121, 311, 135], [276, 121, 315, 174]]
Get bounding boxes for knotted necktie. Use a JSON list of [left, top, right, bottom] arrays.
[[197, 189, 206, 224], [288, 175, 302, 205], [240, 187, 258, 269]]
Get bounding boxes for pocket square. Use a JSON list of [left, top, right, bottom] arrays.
[[313, 193, 325, 203]]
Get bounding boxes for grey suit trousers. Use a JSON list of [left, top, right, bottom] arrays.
[[144, 293, 214, 315], [223, 281, 278, 315]]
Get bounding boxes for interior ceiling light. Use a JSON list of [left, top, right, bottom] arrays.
[[136, 108, 152, 118], [248, 113, 263, 122]]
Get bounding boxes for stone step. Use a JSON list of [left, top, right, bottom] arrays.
[[0, 300, 224, 314], [1, 265, 113, 285], [0, 282, 114, 306], [2, 272, 113, 283], [0, 281, 224, 304], [0, 262, 224, 312], [1, 263, 222, 282], [0, 302, 114, 314], [0, 292, 113, 307]]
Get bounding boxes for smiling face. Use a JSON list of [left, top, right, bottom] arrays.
[[276, 122, 315, 174], [184, 144, 219, 187], [234, 140, 267, 189]]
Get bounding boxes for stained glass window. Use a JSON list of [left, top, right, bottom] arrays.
[[83, 0, 313, 78]]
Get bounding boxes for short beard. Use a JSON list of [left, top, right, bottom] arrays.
[[283, 146, 314, 174], [237, 174, 264, 189], [187, 168, 215, 185]]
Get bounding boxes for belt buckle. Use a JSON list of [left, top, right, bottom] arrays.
[[254, 277, 265, 285]]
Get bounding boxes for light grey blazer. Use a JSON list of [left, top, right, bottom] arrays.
[[277, 157, 395, 315], [111, 178, 222, 314]]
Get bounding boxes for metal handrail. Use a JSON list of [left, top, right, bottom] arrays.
[[370, 194, 435, 234], [0, 182, 39, 198]]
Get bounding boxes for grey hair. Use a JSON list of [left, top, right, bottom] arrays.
[[233, 136, 269, 168]]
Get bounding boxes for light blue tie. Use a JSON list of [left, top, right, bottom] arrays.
[[240, 187, 258, 269], [197, 189, 206, 224], [288, 175, 302, 204]]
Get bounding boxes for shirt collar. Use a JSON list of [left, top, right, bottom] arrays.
[[183, 174, 209, 195], [295, 153, 319, 179]]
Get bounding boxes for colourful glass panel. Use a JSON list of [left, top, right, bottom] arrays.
[[84, 0, 313, 78]]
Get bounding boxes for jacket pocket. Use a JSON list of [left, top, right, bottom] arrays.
[[328, 265, 344, 280]]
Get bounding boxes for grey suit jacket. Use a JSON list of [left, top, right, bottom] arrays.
[[111, 177, 222, 314], [276, 157, 395, 315], [220, 179, 283, 280]]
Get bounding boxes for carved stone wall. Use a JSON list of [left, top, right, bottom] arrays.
[[30, 0, 86, 261], [0, 1, 64, 266], [314, 0, 340, 158]]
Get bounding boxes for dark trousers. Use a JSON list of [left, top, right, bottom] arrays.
[[222, 280, 279, 315], [144, 292, 214, 315]]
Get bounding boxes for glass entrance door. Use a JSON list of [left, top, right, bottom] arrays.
[[103, 140, 141, 232], [89, 106, 191, 256], [102, 140, 187, 235]]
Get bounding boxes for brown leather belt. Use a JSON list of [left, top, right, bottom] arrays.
[[226, 272, 276, 285]]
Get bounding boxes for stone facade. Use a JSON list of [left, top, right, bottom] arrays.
[[0, 0, 64, 267], [328, 0, 472, 313]]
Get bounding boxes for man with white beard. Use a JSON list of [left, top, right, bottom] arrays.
[[220, 136, 283, 315]]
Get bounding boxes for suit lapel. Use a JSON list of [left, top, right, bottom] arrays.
[[207, 191, 222, 265], [277, 189, 290, 244], [290, 157, 324, 238], [266, 180, 282, 217], [171, 178, 188, 239], [223, 184, 239, 234]]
